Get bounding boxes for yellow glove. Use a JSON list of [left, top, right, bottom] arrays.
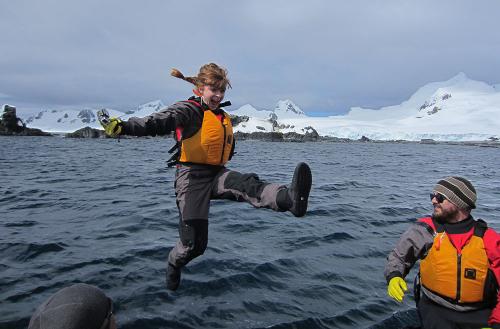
[[387, 277, 407, 302], [102, 117, 122, 137]]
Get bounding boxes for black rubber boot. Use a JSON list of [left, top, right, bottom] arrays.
[[166, 263, 181, 291], [277, 162, 312, 217]]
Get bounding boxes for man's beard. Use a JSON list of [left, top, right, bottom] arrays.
[[433, 205, 459, 223]]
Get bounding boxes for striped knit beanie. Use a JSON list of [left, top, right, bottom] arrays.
[[433, 176, 477, 209]]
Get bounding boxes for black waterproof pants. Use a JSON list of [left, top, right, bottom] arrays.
[[418, 294, 492, 329], [167, 164, 286, 268]]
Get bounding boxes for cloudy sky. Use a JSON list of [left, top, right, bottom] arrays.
[[1, 0, 499, 116]]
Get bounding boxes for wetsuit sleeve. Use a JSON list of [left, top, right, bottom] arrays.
[[384, 222, 434, 283], [121, 102, 199, 137], [484, 228, 500, 326]]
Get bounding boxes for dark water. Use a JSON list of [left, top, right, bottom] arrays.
[[1, 136, 499, 329]]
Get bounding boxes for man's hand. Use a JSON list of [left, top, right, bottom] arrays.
[[387, 277, 407, 302]]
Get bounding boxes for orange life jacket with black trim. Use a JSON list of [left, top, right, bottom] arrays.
[[420, 218, 491, 305], [175, 100, 234, 166]]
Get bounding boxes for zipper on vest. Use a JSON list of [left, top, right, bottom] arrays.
[[220, 117, 226, 164], [456, 253, 462, 302]]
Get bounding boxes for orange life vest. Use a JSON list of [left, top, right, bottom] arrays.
[[420, 220, 490, 304], [178, 107, 233, 166]]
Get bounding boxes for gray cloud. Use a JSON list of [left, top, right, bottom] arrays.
[[1, 0, 499, 115]]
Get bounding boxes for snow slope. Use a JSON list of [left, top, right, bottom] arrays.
[[277, 73, 500, 141], [20, 100, 165, 133]]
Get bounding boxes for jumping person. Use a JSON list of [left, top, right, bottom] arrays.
[[99, 63, 312, 291], [384, 177, 500, 329]]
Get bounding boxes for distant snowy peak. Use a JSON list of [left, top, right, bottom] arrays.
[[415, 75, 497, 118], [417, 89, 453, 116], [23, 107, 123, 133], [22, 100, 165, 133], [123, 100, 165, 119], [345, 72, 498, 121], [229, 100, 306, 124], [139, 100, 164, 112], [229, 104, 273, 120], [274, 99, 306, 119], [406, 72, 494, 109]]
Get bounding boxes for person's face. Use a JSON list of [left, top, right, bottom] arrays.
[[199, 85, 225, 110], [431, 192, 460, 223]]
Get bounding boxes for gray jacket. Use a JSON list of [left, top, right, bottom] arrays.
[[384, 220, 434, 283]]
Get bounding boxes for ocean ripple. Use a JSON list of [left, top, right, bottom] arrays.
[[1, 138, 500, 328]]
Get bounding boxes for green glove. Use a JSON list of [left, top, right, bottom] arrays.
[[97, 109, 123, 137], [102, 117, 122, 137], [388, 277, 407, 302]]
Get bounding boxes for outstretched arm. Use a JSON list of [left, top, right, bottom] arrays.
[[384, 221, 434, 282], [122, 102, 199, 137], [384, 220, 434, 302]]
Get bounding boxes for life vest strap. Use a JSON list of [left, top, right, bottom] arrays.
[[473, 219, 487, 237]]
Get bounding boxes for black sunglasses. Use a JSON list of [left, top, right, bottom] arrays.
[[430, 193, 446, 203]]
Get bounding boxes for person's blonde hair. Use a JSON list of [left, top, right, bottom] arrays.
[[171, 63, 232, 91]]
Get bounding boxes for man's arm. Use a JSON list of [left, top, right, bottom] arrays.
[[384, 221, 434, 282]]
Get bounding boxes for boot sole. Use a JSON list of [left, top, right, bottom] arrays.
[[291, 162, 312, 217]]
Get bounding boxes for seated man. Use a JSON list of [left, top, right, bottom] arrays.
[[385, 176, 500, 329]]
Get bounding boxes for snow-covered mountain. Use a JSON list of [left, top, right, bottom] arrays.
[[228, 100, 306, 134], [273, 73, 500, 141], [122, 100, 164, 118], [273, 99, 306, 119], [12, 74, 500, 141], [23, 108, 119, 133], [21, 100, 165, 133], [229, 99, 305, 120], [229, 104, 273, 120]]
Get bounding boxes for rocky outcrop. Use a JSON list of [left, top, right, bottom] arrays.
[[234, 130, 319, 142], [65, 126, 106, 138], [229, 114, 249, 126], [233, 123, 320, 142], [0, 105, 52, 136], [234, 131, 284, 141], [76, 109, 95, 124], [359, 135, 371, 142], [420, 138, 437, 144]]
